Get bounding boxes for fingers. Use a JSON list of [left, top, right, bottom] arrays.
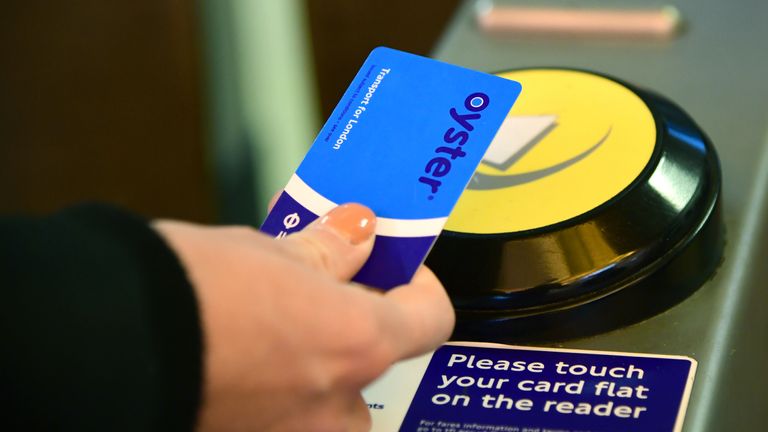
[[281, 203, 377, 281], [311, 395, 370, 432], [374, 266, 456, 361], [347, 394, 373, 432], [270, 394, 371, 432]]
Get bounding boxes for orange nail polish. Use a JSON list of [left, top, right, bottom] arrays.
[[318, 203, 376, 245]]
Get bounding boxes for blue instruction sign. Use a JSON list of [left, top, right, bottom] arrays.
[[364, 343, 696, 432]]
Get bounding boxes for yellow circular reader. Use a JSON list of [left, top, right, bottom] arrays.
[[427, 69, 723, 342], [446, 69, 656, 234]]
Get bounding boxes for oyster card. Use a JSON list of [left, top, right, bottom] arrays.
[[260, 47, 522, 289]]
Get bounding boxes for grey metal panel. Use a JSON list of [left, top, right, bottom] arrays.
[[434, 1, 768, 429], [199, 0, 319, 224]]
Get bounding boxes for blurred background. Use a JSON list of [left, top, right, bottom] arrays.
[[0, 0, 461, 224], [3, 2, 767, 429]]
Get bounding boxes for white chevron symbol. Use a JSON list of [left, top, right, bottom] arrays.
[[482, 114, 558, 170]]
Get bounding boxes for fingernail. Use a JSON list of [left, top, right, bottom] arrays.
[[317, 203, 376, 245]]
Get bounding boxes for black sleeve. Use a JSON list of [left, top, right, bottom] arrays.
[[0, 204, 203, 431]]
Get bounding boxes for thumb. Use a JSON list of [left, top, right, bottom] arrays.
[[282, 203, 377, 281]]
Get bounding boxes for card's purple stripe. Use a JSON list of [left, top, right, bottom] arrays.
[[353, 235, 437, 289], [260, 192, 319, 237], [263, 192, 437, 290]]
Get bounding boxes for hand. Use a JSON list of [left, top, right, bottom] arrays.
[[154, 204, 455, 431]]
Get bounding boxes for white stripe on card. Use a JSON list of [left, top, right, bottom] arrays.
[[285, 174, 447, 238]]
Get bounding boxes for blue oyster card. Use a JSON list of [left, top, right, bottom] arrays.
[[260, 47, 521, 289]]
